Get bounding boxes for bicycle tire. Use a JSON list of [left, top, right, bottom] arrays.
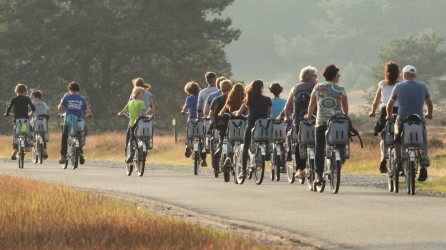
[[253, 150, 265, 185], [137, 151, 145, 177], [126, 141, 133, 176], [315, 178, 325, 193], [72, 147, 79, 169], [329, 152, 341, 194], [38, 143, 43, 164], [306, 158, 315, 191], [126, 163, 133, 176], [270, 153, 275, 181], [274, 148, 281, 182], [32, 144, 38, 164], [235, 146, 245, 184], [223, 167, 230, 182], [286, 160, 295, 184], [19, 147, 25, 169], [193, 151, 199, 175], [407, 160, 416, 195], [387, 148, 394, 192]]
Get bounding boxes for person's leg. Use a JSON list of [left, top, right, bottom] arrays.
[[418, 126, 430, 181], [242, 125, 252, 172], [59, 125, 69, 163], [315, 125, 327, 179], [125, 125, 131, 156]]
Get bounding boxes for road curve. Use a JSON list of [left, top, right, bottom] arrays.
[[1, 158, 446, 249]]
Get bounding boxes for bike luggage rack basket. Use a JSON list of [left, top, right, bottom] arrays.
[[271, 120, 287, 141], [326, 117, 349, 145], [299, 119, 316, 145], [402, 121, 423, 147], [70, 118, 85, 138], [135, 118, 153, 140], [15, 118, 30, 136], [187, 120, 204, 138], [252, 118, 272, 142], [33, 116, 48, 134], [227, 118, 246, 142]]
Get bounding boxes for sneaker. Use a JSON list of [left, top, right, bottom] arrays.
[[379, 159, 387, 173], [286, 151, 292, 161], [59, 155, 67, 164], [79, 155, 85, 165], [238, 170, 247, 178], [200, 160, 208, 167], [43, 149, 48, 159], [10, 150, 18, 160], [418, 166, 428, 182], [184, 147, 191, 158], [314, 173, 324, 184], [294, 169, 305, 178], [125, 155, 133, 163]]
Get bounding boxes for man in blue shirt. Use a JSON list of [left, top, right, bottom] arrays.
[[58, 82, 92, 165], [386, 65, 433, 182]]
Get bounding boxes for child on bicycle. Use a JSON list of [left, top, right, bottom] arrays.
[[30, 90, 50, 159], [118, 87, 152, 163], [58, 81, 91, 164], [181, 81, 201, 158], [4, 83, 36, 160]]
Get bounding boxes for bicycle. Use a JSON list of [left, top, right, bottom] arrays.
[[187, 119, 205, 175], [298, 119, 316, 190], [205, 118, 220, 177], [31, 115, 48, 164], [285, 124, 298, 184], [122, 114, 153, 177], [11, 116, 32, 169], [382, 115, 400, 193], [314, 114, 350, 194], [58, 114, 88, 170], [399, 114, 424, 195], [235, 118, 271, 185], [270, 119, 287, 182]]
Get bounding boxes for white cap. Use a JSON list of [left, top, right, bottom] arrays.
[[402, 65, 416, 74]]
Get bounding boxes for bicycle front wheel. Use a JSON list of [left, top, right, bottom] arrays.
[[329, 151, 341, 194], [253, 150, 265, 185]]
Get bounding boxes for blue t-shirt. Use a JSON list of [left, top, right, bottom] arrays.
[[391, 80, 430, 125], [143, 91, 153, 112], [270, 97, 286, 119], [206, 90, 222, 106], [184, 95, 199, 119], [61, 94, 87, 123]]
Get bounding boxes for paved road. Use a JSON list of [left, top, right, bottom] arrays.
[[1, 158, 446, 249]]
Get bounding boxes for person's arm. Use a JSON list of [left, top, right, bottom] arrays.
[[425, 98, 433, 119], [196, 92, 203, 119], [283, 87, 294, 121], [342, 95, 348, 115], [386, 99, 395, 121], [204, 103, 210, 117], [305, 92, 316, 119], [4, 98, 13, 116], [267, 106, 272, 117], [369, 87, 381, 117], [235, 103, 247, 117], [149, 97, 155, 118], [58, 104, 65, 113], [218, 106, 228, 116], [118, 107, 128, 116]]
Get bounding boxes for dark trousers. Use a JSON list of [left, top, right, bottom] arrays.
[[289, 125, 306, 170], [315, 125, 327, 174], [125, 125, 136, 156], [242, 124, 253, 171]]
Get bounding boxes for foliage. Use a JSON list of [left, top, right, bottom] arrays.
[[0, 0, 240, 133]]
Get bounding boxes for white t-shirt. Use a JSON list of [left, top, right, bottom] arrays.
[[378, 80, 398, 108]]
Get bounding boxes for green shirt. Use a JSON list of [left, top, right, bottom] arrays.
[[127, 99, 146, 126]]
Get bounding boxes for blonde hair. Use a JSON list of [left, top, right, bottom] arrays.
[[15, 83, 27, 94], [220, 79, 233, 92], [132, 87, 146, 99]]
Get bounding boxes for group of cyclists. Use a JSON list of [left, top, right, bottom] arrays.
[[181, 62, 433, 187], [3, 61, 433, 187]]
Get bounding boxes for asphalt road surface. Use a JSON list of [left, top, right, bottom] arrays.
[[1, 158, 446, 249]]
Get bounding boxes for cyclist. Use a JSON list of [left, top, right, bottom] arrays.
[[131, 78, 155, 117], [118, 87, 152, 163], [369, 61, 400, 173], [4, 83, 36, 160], [58, 81, 92, 164], [219, 83, 245, 116], [30, 90, 50, 159], [235, 80, 272, 178], [196, 72, 218, 167], [208, 79, 233, 172], [204, 76, 226, 117], [181, 81, 203, 159], [386, 65, 433, 182], [269, 83, 286, 119], [283, 66, 318, 178], [305, 65, 348, 184]]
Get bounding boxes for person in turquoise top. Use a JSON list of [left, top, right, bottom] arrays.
[[118, 87, 152, 163], [269, 82, 287, 119], [306, 64, 348, 184]]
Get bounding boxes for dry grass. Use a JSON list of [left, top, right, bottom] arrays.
[[0, 176, 268, 249]]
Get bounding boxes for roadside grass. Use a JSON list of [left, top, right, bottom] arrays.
[[1, 126, 445, 193], [0, 176, 269, 249]]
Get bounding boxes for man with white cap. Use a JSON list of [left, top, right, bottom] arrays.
[[386, 65, 433, 182]]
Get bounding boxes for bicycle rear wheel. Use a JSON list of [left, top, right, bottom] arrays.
[[234, 146, 245, 184], [193, 151, 199, 175], [38, 144, 43, 164], [274, 148, 281, 182], [306, 159, 315, 191], [387, 149, 394, 192], [71, 147, 79, 169], [18, 147, 25, 169], [329, 152, 341, 194], [253, 150, 265, 185], [32, 144, 38, 164], [137, 150, 146, 177], [406, 160, 416, 195]]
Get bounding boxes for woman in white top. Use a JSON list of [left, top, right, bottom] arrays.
[[369, 61, 400, 173]]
